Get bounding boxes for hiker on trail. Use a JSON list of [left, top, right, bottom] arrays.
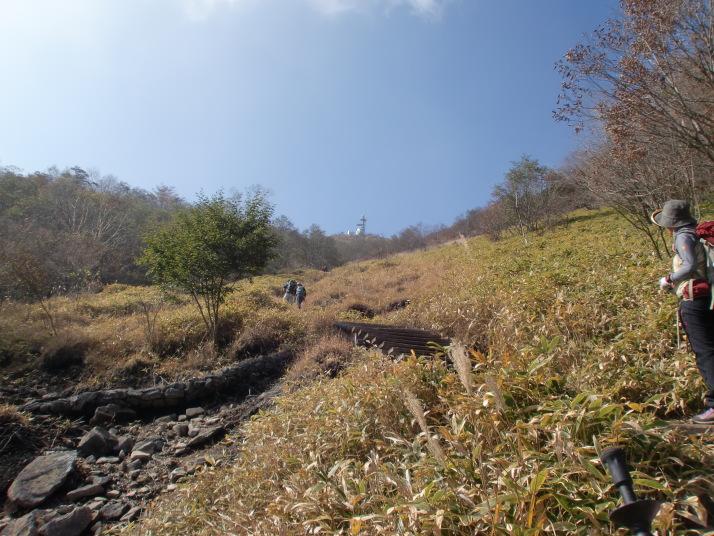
[[295, 283, 307, 309], [652, 200, 714, 424], [283, 279, 297, 304]]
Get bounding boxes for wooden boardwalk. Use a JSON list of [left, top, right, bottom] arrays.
[[334, 321, 450, 357]]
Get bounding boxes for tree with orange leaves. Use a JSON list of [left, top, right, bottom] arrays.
[[554, 0, 713, 164]]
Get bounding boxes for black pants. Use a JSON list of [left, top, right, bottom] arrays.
[[679, 297, 714, 408]]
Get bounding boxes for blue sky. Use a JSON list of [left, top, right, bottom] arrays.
[[0, 0, 620, 237]]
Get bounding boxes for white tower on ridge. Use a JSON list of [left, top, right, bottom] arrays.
[[355, 215, 367, 235]]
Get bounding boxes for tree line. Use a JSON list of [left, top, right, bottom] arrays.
[[0, 165, 444, 305], [0, 166, 180, 301]]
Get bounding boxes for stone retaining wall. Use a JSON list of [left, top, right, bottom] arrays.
[[18, 351, 293, 417]]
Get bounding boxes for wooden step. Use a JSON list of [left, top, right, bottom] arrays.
[[335, 321, 450, 357]]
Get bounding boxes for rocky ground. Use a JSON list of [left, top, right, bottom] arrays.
[[0, 354, 290, 536]]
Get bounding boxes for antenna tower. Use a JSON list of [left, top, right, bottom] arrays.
[[356, 215, 367, 235]]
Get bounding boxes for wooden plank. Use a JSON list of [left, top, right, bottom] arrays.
[[335, 322, 443, 337], [354, 337, 444, 347], [335, 321, 450, 357], [339, 326, 447, 344], [384, 346, 437, 356]]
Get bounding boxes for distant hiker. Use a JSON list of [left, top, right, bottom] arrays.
[[295, 283, 307, 309], [652, 200, 714, 424], [283, 279, 297, 304]]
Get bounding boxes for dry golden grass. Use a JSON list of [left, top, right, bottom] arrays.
[[5, 208, 714, 535], [284, 334, 359, 386], [0, 403, 30, 428], [123, 208, 714, 535]]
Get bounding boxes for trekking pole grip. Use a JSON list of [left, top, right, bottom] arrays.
[[600, 447, 637, 503], [600, 447, 660, 536]]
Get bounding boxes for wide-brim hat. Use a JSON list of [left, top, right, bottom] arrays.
[[650, 200, 697, 228]]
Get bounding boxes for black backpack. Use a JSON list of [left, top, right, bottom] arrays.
[[286, 280, 297, 294]]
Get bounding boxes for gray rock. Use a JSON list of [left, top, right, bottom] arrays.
[[185, 407, 205, 419], [164, 388, 185, 401], [69, 392, 99, 414], [127, 459, 143, 471], [1, 512, 39, 536], [115, 436, 134, 455], [173, 423, 189, 437], [17, 401, 42, 414], [97, 389, 126, 405], [8, 451, 78, 509], [38, 507, 91, 536], [119, 507, 142, 523], [140, 389, 162, 402], [90, 405, 136, 426], [133, 439, 158, 455], [94, 457, 120, 465], [85, 501, 104, 512], [98, 503, 129, 522], [89, 476, 112, 487], [186, 426, 224, 449], [77, 428, 119, 458], [126, 388, 143, 398], [66, 484, 104, 502], [128, 451, 151, 463], [169, 468, 187, 483]]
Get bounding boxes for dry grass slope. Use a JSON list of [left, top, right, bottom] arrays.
[[3, 208, 714, 534]]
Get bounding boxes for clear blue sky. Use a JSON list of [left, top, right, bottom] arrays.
[[0, 0, 620, 237]]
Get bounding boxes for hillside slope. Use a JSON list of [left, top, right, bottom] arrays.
[[3, 208, 714, 535], [123, 209, 714, 535]]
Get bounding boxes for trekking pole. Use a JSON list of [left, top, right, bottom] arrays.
[[600, 447, 661, 536]]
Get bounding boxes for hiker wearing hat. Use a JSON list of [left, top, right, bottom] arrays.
[[651, 200, 714, 424]]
